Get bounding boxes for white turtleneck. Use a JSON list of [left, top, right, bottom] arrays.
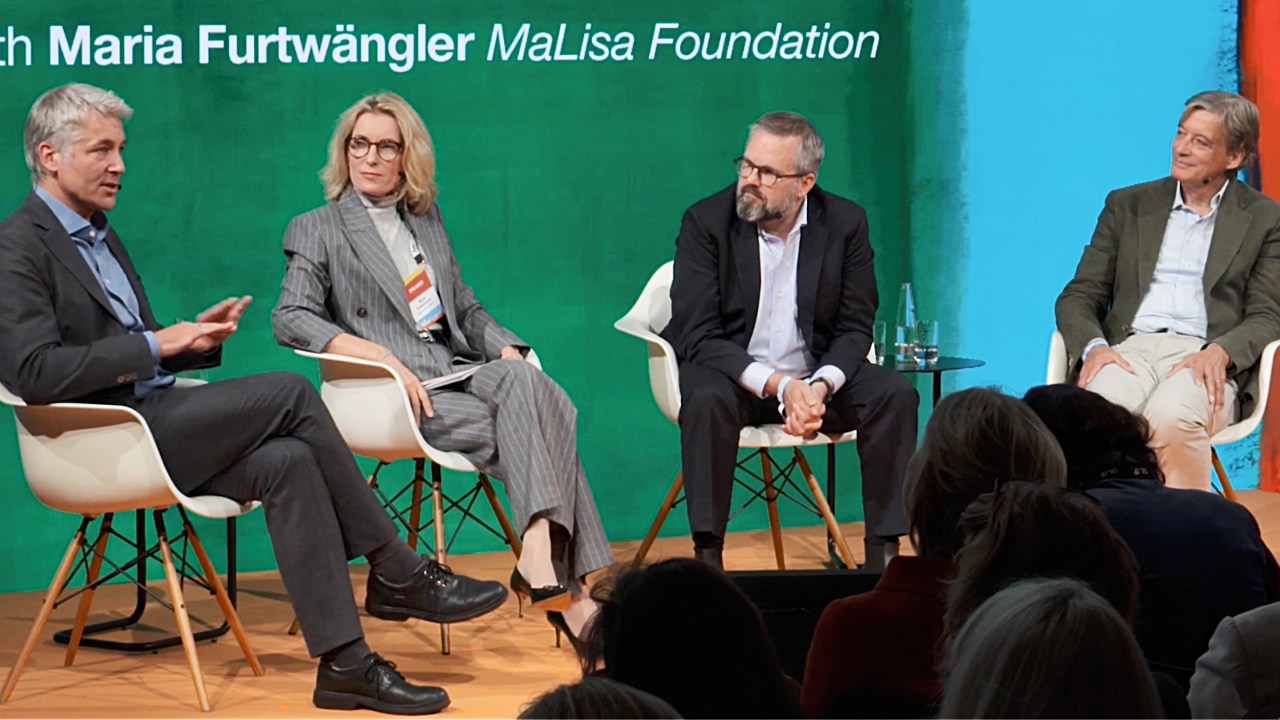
[[356, 189, 418, 278]]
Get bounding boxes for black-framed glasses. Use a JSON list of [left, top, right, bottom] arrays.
[[348, 136, 403, 161], [733, 156, 808, 187]]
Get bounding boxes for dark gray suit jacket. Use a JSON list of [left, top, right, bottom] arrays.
[[0, 190, 216, 404]]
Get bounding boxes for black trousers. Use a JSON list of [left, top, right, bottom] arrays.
[[128, 371, 399, 657], [677, 361, 916, 543]]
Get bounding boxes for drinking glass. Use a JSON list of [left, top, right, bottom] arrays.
[[873, 321, 888, 364], [894, 324, 917, 364], [915, 320, 940, 366]]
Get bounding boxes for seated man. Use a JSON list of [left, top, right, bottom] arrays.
[[1055, 90, 1280, 490], [0, 83, 508, 715], [664, 110, 917, 570]]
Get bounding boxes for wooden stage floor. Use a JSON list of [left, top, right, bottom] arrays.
[[2, 490, 1278, 718]]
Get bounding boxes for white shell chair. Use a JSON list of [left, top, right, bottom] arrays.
[[0, 380, 263, 713], [293, 350, 536, 654], [1045, 330, 1280, 500], [614, 261, 858, 569]]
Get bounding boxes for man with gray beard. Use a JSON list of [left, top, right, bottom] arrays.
[[662, 111, 916, 570]]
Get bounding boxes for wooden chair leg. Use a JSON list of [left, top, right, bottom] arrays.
[[479, 474, 524, 559], [153, 511, 210, 712], [1212, 449, 1239, 502], [431, 464, 450, 656], [1, 520, 89, 704], [64, 513, 113, 667], [794, 451, 856, 569], [633, 472, 684, 567], [761, 451, 786, 570], [408, 459, 427, 552], [182, 517, 264, 677]]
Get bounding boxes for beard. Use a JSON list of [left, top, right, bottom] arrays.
[[735, 186, 787, 224]]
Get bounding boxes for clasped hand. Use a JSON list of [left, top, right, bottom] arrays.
[[154, 295, 253, 357], [782, 380, 826, 436]]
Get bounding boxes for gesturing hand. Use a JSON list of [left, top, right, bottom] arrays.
[[1167, 344, 1231, 413], [1077, 345, 1134, 388], [154, 322, 237, 357], [196, 295, 253, 325], [384, 353, 435, 421], [499, 345, 524, 361]]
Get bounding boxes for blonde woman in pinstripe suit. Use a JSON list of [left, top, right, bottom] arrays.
[[272, 93, 612, 643]]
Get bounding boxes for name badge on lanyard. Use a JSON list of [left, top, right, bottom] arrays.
[[404, 236, 444, 334]]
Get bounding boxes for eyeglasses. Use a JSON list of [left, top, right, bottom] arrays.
[[733, 156, 809, 187], [348, 136, 403, 161]]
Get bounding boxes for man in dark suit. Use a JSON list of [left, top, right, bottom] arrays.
[[0, 83, 508, 715], [665, 111, 917, 570], [1056, 91, 1280, 490]]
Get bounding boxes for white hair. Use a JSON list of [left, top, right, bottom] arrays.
[[24, 83, 133, 183]]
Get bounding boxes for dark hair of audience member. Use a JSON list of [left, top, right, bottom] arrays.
[[518, 676, 682, 719], [579, 558, 803, 719], [1022, 383, 1165, 490], [903, 387, 1068, 559], [940, 577, 1163, 718], [943, 480, 1140, 640]]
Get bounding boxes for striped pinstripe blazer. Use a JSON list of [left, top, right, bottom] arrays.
[[272, 187, 525, 380]]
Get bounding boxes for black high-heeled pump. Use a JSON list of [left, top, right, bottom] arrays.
[[546, 610, 585, 654], [509, 567, 571, 615]]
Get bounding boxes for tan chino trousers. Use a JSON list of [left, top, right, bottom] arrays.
[[1085, 332, 1237, 491]]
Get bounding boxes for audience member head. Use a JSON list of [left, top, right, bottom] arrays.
[[940, 578, 1162, 718], [581, 558, 802, 719], [944, 481, 1140, 639], [903, 387, 1067, 559], [1022, 383, 1164, 490], [322, 91, 438, 213], [519, 676, 682, 719]]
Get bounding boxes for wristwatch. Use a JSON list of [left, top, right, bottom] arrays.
[[810, 376, 835, 403]]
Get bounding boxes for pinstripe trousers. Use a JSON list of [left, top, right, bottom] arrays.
[[420, 358, 613, 579]]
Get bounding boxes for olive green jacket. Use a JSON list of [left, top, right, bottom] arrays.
[[1055, 177, 1280, 416]]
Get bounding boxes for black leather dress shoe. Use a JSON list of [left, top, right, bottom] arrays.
[[366, 560, 509, 624], [694, 546, 724, 570], [313, 652, 449, 715]]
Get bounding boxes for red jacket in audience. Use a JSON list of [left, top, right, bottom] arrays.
[[800, 556, 950, 719]]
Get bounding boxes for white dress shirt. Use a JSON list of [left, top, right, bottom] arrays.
[[737, 197, 847, 400]]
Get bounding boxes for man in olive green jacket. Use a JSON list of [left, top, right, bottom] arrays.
[[1056, 91, 1280, 490]]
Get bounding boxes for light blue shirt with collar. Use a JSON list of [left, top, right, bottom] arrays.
[[737, 196, 847, 403], [34, 186, 173, 396], [1083, 179, 1229, 358]]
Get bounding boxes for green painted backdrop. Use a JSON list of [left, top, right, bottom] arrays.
[[0, 0, 964, 593]]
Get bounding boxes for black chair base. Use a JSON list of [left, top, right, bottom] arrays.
[[49, 509, 238, 653]]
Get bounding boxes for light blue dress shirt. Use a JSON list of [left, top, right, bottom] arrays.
[[738, 197, 847, 402], [1084, 180, 1228, 358], [34, 186, 174, 396], [1131, 180, 1228, 336]]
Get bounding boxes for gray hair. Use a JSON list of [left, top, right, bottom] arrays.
[[748, 111, 824, 175], [1183, 90, 1260, 170], [940, 578, 1162, 719], [24, 83, 133, 184]]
